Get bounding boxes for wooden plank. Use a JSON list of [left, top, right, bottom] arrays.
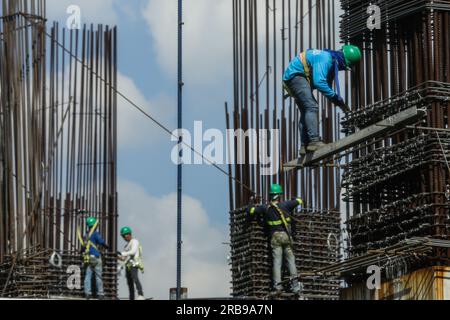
[[284, 107, 426, 170]]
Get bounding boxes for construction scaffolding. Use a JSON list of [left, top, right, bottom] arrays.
[[0, 0, 118, 299]]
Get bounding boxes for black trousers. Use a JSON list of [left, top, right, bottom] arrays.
[[126, 267, 144, 300]]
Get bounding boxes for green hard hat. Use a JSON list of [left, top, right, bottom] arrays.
[[121, 226, 132, 236], [342, 45, 362, 67], [270, 184, 284, 195], [86, 217, 97, 228]]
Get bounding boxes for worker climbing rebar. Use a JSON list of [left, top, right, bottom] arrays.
[[118, 227, 145, 301], [247, 184, 304, 295], [283, 45, 362, 155]]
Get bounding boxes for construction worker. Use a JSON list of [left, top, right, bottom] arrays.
[[248, 184, 304, 294], [283, 45, 362, 155], [118, 227, 145, 300], [81, 217, 108, 300]]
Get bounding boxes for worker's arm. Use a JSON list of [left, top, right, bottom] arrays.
[[311, 52, 346, 108], [283, 198, 305, 213], [248, 205, 266, 218], [121, 239, 139, 257], [311, 53, 336, 99]]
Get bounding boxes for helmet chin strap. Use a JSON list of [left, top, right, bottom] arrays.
[[271, 195, 281, 202]]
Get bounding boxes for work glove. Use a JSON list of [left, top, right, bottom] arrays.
[[331, 94, 351, 114], [330, 94, 345, 107]]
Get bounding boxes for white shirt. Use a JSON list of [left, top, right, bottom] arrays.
[[122, 238, 141, 260]]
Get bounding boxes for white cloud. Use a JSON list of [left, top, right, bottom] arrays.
[[118, 180, 231, 300], [143, 0, 233, 88], [117, 73, 175, 149]]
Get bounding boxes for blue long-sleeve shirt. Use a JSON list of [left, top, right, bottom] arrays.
[[283, 49, 336, 99], [82, 230, 106, 258]]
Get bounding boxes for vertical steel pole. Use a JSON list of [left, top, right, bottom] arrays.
[[177, 0, 184, 301]]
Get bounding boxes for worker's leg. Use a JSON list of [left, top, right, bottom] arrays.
[[271, 232, 283, 290], [285, 76, 320, 143], [94, 258, 104, 297], [283, 242, 301, 293], [131, 267, 144, 297], [84, 265, 93, 297], [126, 268, 136, 300]]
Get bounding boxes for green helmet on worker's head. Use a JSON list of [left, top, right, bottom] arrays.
[[270, 184, 284, 196], [121, 226, 132, 237], [86, 217, 97, 228], [342, 45, 362, 68]]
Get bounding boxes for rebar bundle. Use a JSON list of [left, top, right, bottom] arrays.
[[341, 0, 450, 41], [0, 247, 118, 299], [342, 133, 450, 199], [342, 82, 450, 134], [0, 0, 118, 298]]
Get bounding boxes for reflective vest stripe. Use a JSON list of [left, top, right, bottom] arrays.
[[267, 217, 291, 226]]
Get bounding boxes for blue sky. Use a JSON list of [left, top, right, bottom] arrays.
[[46, 0, 234, 299]]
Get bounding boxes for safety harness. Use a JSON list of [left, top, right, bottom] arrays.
[[122, 241, 145, 273], [269, 203, 294, 244], [77, 220, 99, 265]]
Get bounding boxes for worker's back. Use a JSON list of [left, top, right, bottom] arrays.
[[251, 199, 303, 236], [84, 231, 106, 258], [283, 49, 335, 98]]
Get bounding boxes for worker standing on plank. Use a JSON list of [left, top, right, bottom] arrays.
[[118, 227, 145, 300], [283, 45, 362, 155], [248, 184, 304, 294], [80, 217, 108, 300]]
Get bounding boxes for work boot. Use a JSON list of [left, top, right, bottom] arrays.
[[273, 285, 283, 294], [299, 145, 307, 156], [306, 141, 327, 153], [292, 280, 303, 295]]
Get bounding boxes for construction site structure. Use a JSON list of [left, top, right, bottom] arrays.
[[227, 0, 343, 300], [0, 0, 119, 299], [227, 0, 450, 300], [331, 0, 450, 299]]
